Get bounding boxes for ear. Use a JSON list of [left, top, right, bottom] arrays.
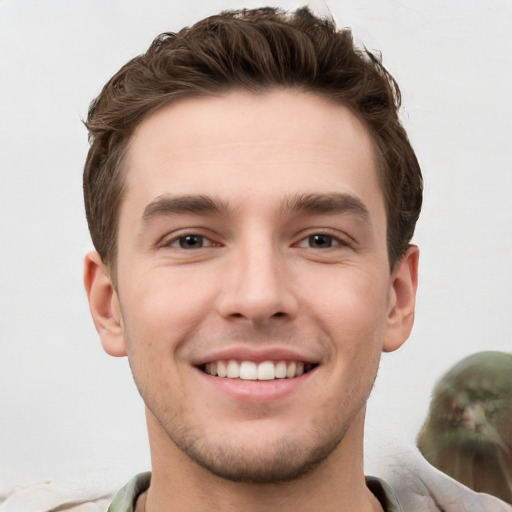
[[83, 251, 126, 357], [382, 245, 419, 353]]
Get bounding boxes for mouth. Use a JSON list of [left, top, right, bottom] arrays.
[[199, 360, 318, 381]]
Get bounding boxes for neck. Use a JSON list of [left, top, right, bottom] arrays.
[[142, 409, 383, 512]]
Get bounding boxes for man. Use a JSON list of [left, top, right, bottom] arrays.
[[80, 6, 456, 512], [1, 6, 510, 512]]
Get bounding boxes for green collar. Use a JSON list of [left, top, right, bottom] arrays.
[[107, 472, 402, 512]]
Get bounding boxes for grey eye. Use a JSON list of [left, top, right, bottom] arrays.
[[308, 234, 334, 248], [177, 235, 205, 249]]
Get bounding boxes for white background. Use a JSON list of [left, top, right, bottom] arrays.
[[1, 0, 511, 494]]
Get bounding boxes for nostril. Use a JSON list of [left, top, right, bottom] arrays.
[[273, 312, 285, 317]]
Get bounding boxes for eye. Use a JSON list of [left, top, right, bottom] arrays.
[[170, 234, 214, 249], [297, 234, 341, 249]]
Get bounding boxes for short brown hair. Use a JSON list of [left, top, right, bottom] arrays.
[[84, 6, 422, 273]]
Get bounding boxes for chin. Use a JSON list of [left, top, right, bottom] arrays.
[[155, 406, 360, 484], [176, 431, 344, 484]]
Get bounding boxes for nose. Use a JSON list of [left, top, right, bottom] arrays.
[[217, 238, 298, 325]]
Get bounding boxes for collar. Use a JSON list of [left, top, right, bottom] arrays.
[[107, 472, 402, 512]]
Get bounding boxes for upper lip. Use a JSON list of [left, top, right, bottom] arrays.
[[191, 346, 320, 367]]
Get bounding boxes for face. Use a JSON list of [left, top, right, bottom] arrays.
[[86, 89, 417, 483]]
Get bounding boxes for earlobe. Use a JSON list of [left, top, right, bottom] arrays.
[[382, 245, 419, 353], [83, 251, 127, 357]]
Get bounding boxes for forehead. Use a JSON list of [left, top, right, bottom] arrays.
[[123, 89, 384, 218]]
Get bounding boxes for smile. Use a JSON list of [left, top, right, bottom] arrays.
[[201, 360, 317, 380]]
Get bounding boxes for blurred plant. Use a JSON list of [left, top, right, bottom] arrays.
[[417, 351, 512, 504]]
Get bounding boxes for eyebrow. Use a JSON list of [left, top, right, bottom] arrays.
[[142, 194, 229, 222], [142, 191, 369, 224], [281, 192, 369, 218]]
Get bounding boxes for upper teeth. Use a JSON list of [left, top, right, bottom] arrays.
[[204, 360, 309, 380]]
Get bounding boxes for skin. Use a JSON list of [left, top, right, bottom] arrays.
[[85, 89, 419, 512]]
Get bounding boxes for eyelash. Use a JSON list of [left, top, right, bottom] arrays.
[[167, 233, 218, 249], [164, 231, 349, 250], [295, 233, 348, 249]]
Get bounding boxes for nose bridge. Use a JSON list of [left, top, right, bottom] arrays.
[[219, 230, 296, 323]]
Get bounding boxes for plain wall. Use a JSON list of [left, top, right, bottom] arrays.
[[1, 0, 511, 493]]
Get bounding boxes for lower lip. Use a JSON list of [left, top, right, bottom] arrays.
[[196, 367, 315, 403]]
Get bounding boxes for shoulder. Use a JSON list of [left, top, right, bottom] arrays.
[[0, 480, 115, 512], [379, 447, 512, 512]]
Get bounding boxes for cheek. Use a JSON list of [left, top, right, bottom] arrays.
[[119, 269, 218, 356], [300, 265, 390, 341]]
